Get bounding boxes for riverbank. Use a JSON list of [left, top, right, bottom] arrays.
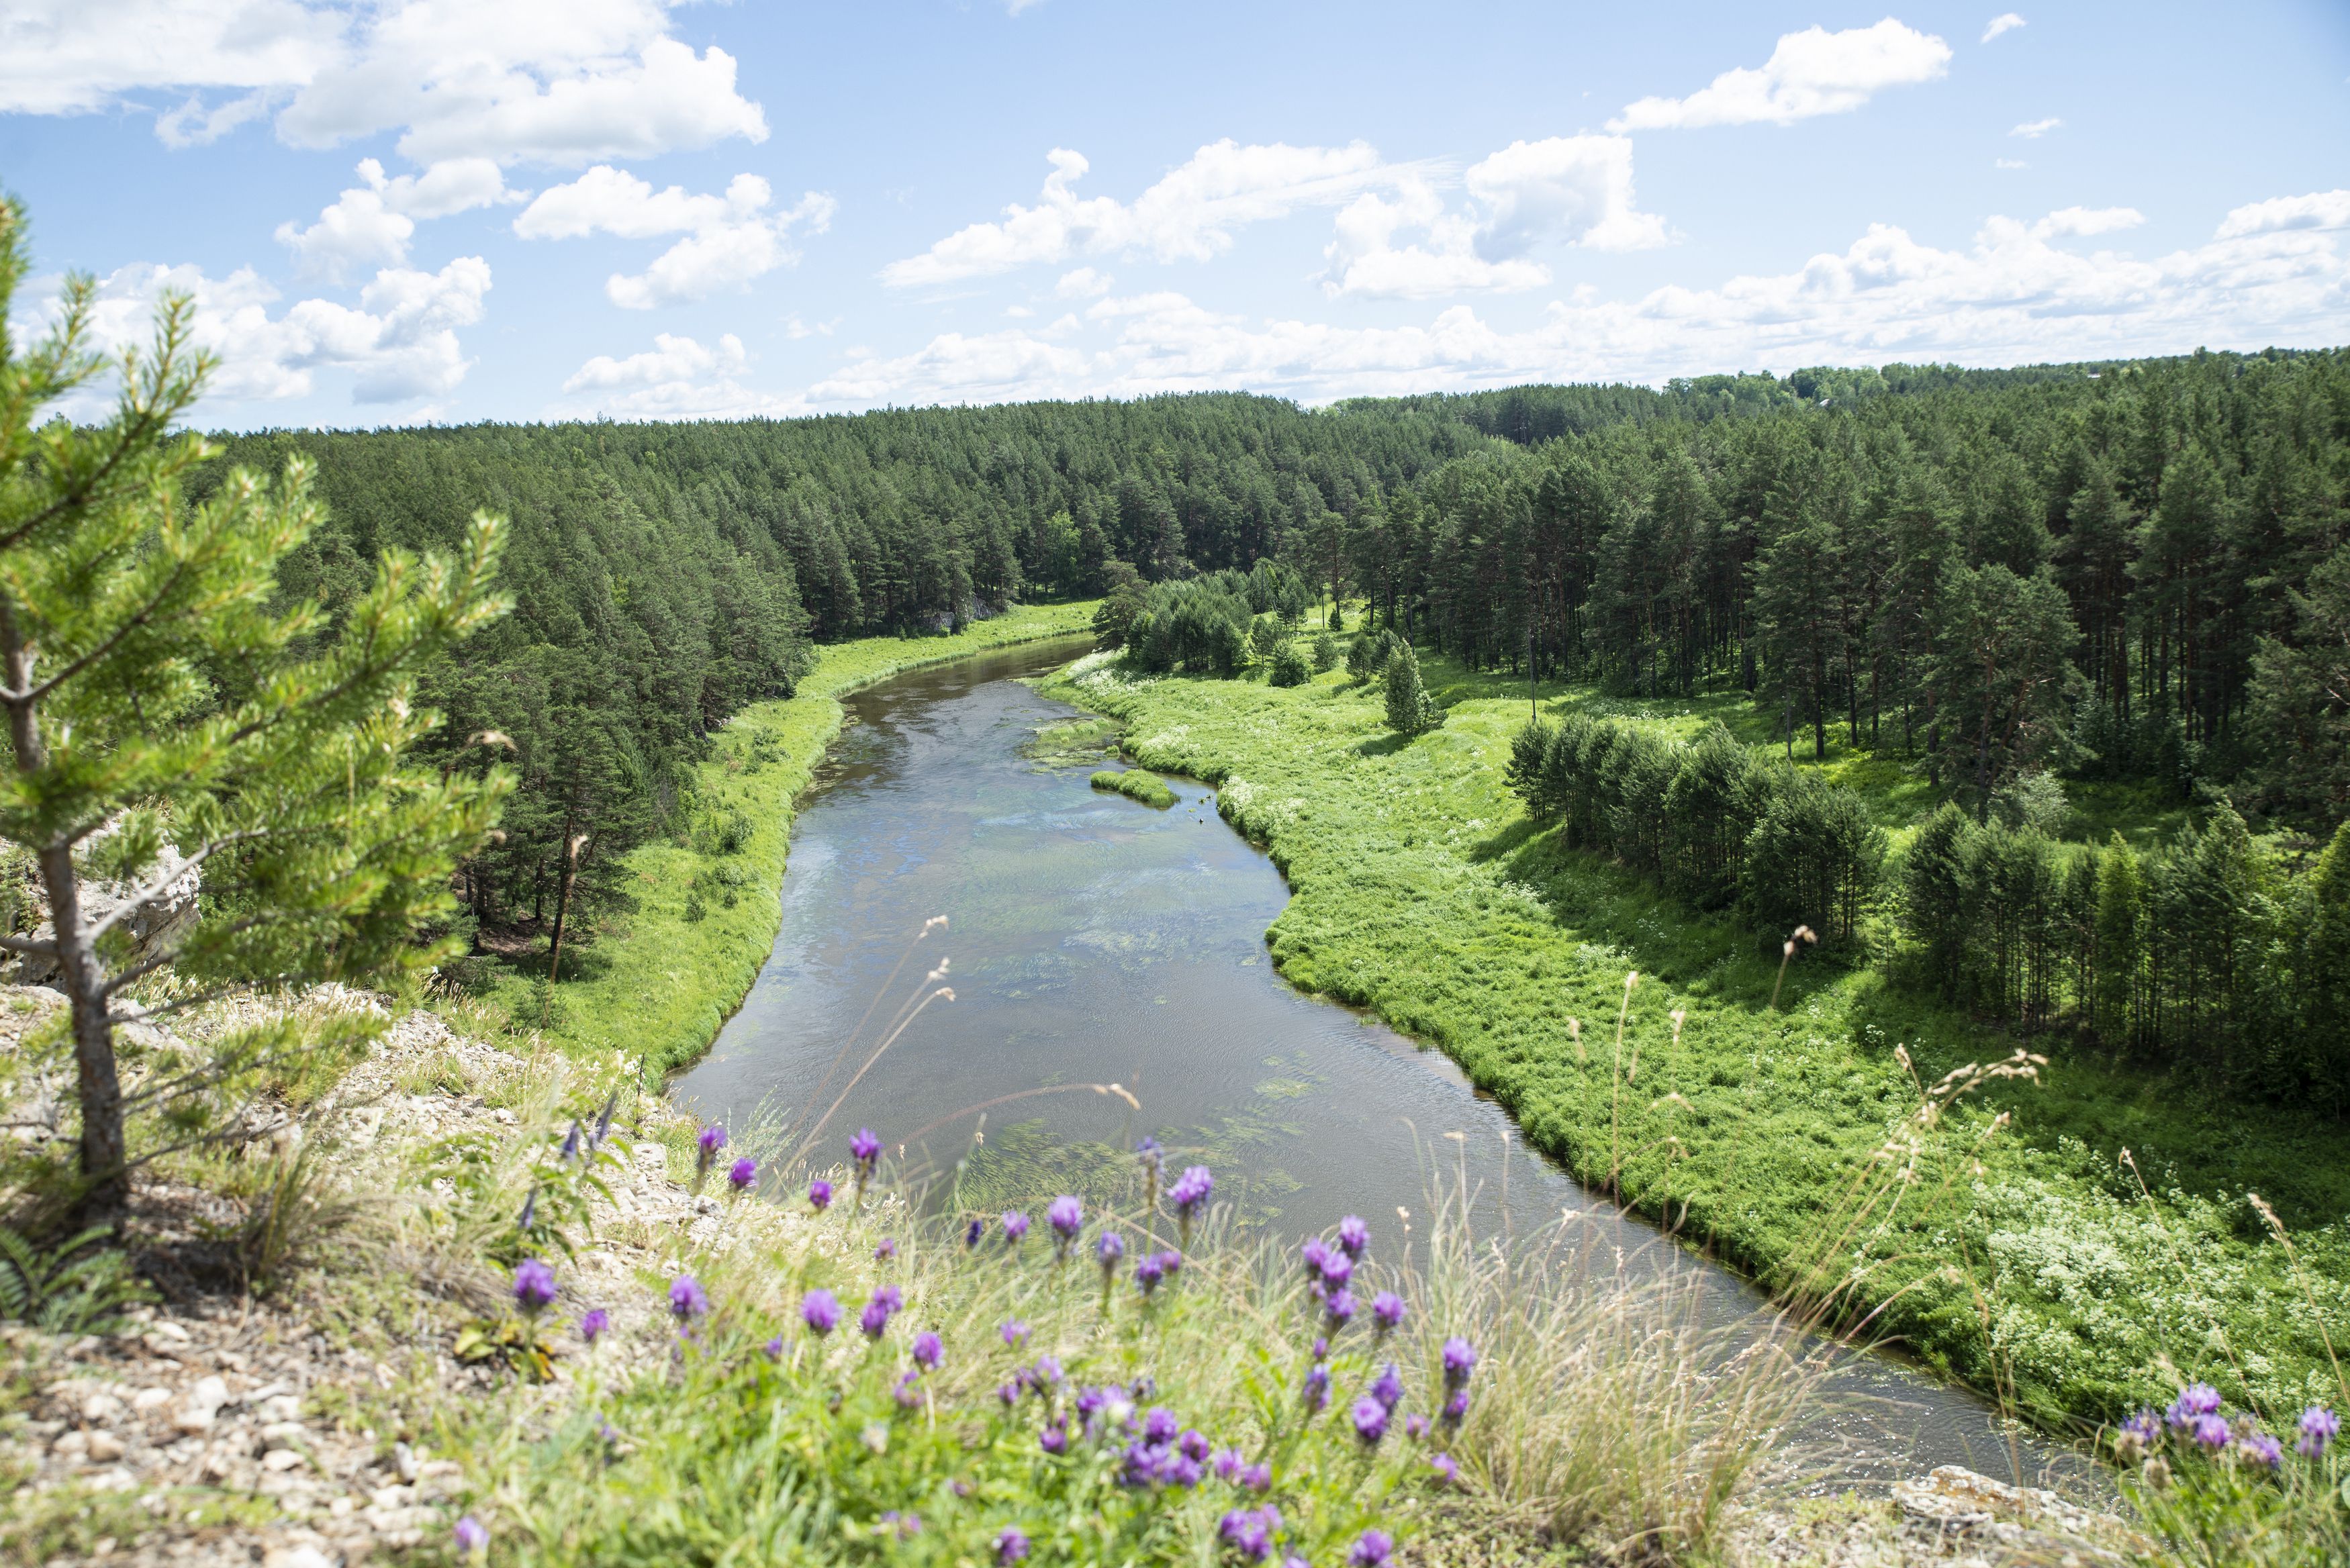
[[448, 603, 1097, 1078], [1043, 646, 2350, 1429]]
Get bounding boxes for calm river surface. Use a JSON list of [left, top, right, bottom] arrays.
[[673, 636, 2086, 1489]]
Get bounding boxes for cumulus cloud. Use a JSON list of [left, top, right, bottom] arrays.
[[1321, 136, 1666, 300], [0, 0, 767, 166], [1981, 13, 2026, 43], [2214, 189, 2350, 240], [2010, 117, 2062, 138], [38, 254, 491, 407], [1056, 267, 1114, 298], [1995, 158, 2028, 170], [881, 140, 1426, 287], [563, 330, 745, 391], [798, 192, 2350, 409], [1610, 19, 1951, 131], [516, 166, 835, 307], [276, 157, 516, 280]]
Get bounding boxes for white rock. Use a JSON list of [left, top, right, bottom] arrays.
[[262, 1447, 307, 1471], [174, 1375, 228, 1433], [86, 1430, 126, 1462], [83, 1390, 126, 1423], [261, 1547, 334, 1568], [132, 1387, 173, 1413]]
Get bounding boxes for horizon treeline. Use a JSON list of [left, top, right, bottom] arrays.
[[190, 346, 2348, 947]]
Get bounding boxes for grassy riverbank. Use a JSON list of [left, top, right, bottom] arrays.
[[1044, 643, 2350, 1429], [450, 603, 1096, 1077]]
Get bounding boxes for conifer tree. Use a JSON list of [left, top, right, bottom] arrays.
[[1384, 642, 1442, 736], [2094, 832, 2147, 1049], [0, 201, 510, 1220]]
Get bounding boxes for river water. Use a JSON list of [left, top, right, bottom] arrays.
[[672, 636, 2087, 1489]]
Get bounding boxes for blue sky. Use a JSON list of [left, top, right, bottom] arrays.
[[3, 0, 2346, 428]]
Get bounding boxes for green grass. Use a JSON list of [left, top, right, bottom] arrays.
[[1090, 767, 1178, 809], [1045, 637, 2350, 1430], [451, 602, 1098, 1077]]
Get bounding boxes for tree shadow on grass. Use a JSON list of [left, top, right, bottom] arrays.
[[1352, 733, 1410, 758]]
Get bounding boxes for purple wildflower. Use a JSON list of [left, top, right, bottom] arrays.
[[512, 1257, 557, 1314], [2167, 1382, 2221, 1427], [1135, 1253, 1167, 1295], [1430, 1451, 1459, 1485], [912, 1331, 944, 1370], [1335, 1215, 1370, 1258], [1141, 1406, 1178, 1443], [454, 1515, 488, 1556], [1157, 1248, 1184, 1281], [1442, 1389, 1470, 1424], [1371, 1291, 1406, 1335], [1352, 1395, 1390, 1445], [1312, 1336, 1328, 1361], [1405, 1414, 1429, 1441], [2300, 1406, 2340, 1458], [669, 1275, 709, 1321], [1303, 1365, 1329, 1414], [2121, 1408, 2161, 1446], [808, 1177, 833, 1212], [1349, 1530, 1393, 1567], [1137, 1136, 1164, 1212], [1324, 1289, 1356, 1332], [894, 1370, 922, 1410], [727, 1156, 757, 1191], [579, 1308, 610, 1344], [2241, 1431, 2284, 1469], [1442, 1336, 1478, 1386], [1033, 1355, 1064, 1387], [697, 1124, 726, 1157], [1318, 1251, 1354, 1292], [875, 1237, 898, 1261], [2193, 1413, 2231, 1449], [1002, 1318, 1030, 1346], [1370, 1362, 1405, 1410], [1096, 1230, 1125, 1267], [1301, 1235, 1331, 1278], [560, 1120, 581, 1161], [1169, 1164, 1213, 1225], [997, 1527, 1029, 1565], [763, 1336, 784, 1361], [1180, 1428, 1210, 1463], [800, 1287, 841, 1336], [998, 1381, 1021, 1408], [1049, 1194, 1083, 1239], [1040, 1420, 1069, 1455], [860, 1284, 902, 1339], [1002, 1211, 1030, 1246], [1219, 1508, 1275, 1563], [1214, 1447, 1245, 1481], [850, 1128, 882, 1171], [966, 1216, 985, 1248], [1241, 1460, 1271, 1492]]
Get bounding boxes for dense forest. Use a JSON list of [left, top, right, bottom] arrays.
[[198, 348, 2350, 1101]]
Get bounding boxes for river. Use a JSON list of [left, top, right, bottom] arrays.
[[671, 636, 2089, 1491]]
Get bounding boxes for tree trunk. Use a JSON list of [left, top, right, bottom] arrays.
[[43, 842, 128, 1222]]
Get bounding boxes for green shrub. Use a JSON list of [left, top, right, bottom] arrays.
[[1091, 769, 1178, 808], [1311, 632, 1340, 673], [1270, 642, 1312, 688], [1384, 645, 1443, 736]]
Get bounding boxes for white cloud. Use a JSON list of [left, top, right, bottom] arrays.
[[880, 140, 1427, 287], [44, 254, 491, 407], [0, 1, 767, 166], [1006, 0, 1049, 12], [798, 193, 2350, 409], [2033, 206, 2142, 239], [1056, 267, 1114, 298], [1995, 158, 2028, 170], [2214, 190, 2350, 240], [516, 167, 835, 307], [1322, 136, 1666, 300], [1981, 13, 2026, 43], [2010, 117, 2062, 138], [276, 157, 516, 280], [1610, 19, 1952, 131], [563, 330, 744, 391]]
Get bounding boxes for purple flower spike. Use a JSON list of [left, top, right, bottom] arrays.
[[1352, 1395, 1389, 1445], [998, 1381, 1021, 1408], [763, 1336, 784, 1361], [1143, 1406, 1179, 1443], [2167, 1382, 2221, 1426], [454, 1515, 488, 1556], [1323, 1289, 1356, 1330], [727, 1156, 757, 1190], [1318, 1252, 1354, 1292], [697, 1124, 726, 1156], [1431, 1451, 1459, 1485], [1040, 1420, 1069, 1455], [1335, 1215, 1370, 1259], [1214, 1447, 1245, 1482], [1049, 1194, 1083, 1239], [1002, 1211, 1030, 1245], [860, 1284, 902, 1338], [1002, 1319, 1030, 1346], [1371, 1291, 1406, 1334], [1350, 1530, 1393, 1567], [2241, 1431, 2284, 1469], [966, 1216, 985, 1248], [875, 1237, 897, 1261], [1442, 1336, 1478, 1385], [894, 1370, 922, 1409], [1135, 1254, 1166, 1295], [1303, 1365, 1329, 1413], [800, 1287, 841, 1336], [808, 1177, 833, 1212], [1241, 1460, 1271, 1492], [2193, 1412, 2232, 1449], [1370, 1362, 1405, 1410], [1169, 1165, 1214, 1218], [1405, 1414, 1429, 1441], [997, 1527, 1029, 1565], [579, 1308, 610, 1344], [2300, 1406, 2339, 1457], [1096, 1230, 1125, 1267], [912, 1331, 943, 1370], [1442, 1389, 1470, 1424], [669, 1275, 709, 1321], [1219, 1508, 1275, 1563], [1301, 1235, 1330, 1277], [1312, 1336, 1328, 1361], [850, 1128, 882, 1171], [512, 1257, 557, 1314]]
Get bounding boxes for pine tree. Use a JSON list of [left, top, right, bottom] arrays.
[[0, 201, 511, 1220], [1384, 642, 1443, 736], [2094, 832, 2147, 1050], [1903, 803, 1980, 1000], [2300, 822, 2350, 1108], [1268, 640, 1311, 687]]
